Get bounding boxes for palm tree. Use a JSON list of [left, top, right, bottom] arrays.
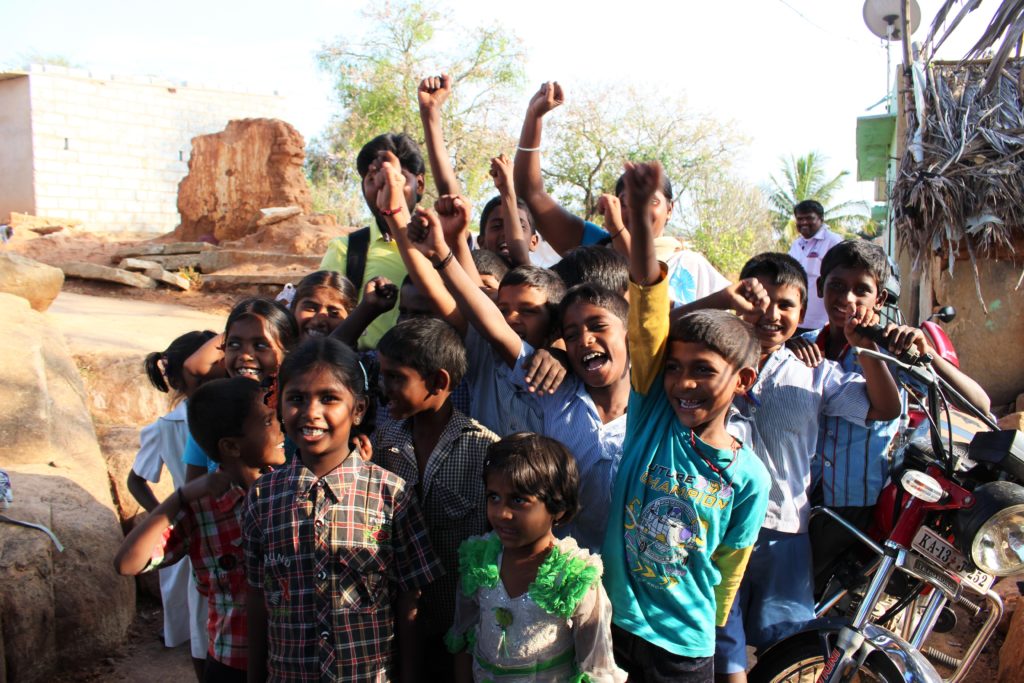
[[767, 152, 870, 243]]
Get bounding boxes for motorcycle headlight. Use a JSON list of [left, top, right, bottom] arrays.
[[957, 481, 1024, 576]]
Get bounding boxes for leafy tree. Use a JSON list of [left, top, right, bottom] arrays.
[[313, 1, 525, 226], [767, 151, 870, 242], [541, 85, 745, 225]]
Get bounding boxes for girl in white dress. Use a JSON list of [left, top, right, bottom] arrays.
[[446, 433, 626, 683]]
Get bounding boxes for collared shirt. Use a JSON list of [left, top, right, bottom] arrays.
[[788, 225, 843, 329], [464, 327, 545, 437], [372, 410, 497, 636], [731, 347, 870, 533], [507, 365, 628, 553], [807, 328, 903, 507], [242, 453, 442, 682], [320, 231, 408, 351], [132, 401, 190, 486], [146, 485, 249, 669]]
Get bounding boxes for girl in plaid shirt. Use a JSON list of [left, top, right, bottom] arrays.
[[243, 337, 442, 683]]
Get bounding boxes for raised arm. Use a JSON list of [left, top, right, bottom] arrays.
[[330, 276, 398, 347], [182, 332, 228, 388], [407, 206, 524, 368], [490, 154, 531, 267], [418, 74, 461, 196], [436, 194, 483, 287], [513, 81, 588, 256], [623, 162, 662, 286], [597, 193, 631, 261]]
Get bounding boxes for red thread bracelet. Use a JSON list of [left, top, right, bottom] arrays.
[[379, 206, 404, 216]]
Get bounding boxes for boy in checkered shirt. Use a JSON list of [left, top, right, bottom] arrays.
[[114, 377, 286, 682]]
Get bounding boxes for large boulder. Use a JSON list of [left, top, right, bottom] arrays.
[[175, 118, 311, 243], [0, 293, 134, 682], [0, 252, 64, 311]]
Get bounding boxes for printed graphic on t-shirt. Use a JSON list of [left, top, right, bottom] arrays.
[[669, 266, 697, 305]]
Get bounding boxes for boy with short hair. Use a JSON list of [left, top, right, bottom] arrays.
[[681, 251, 901, 682], [372, 318, 500, 680], [603, 161, 770, 683], [114, 377, 286, 683]]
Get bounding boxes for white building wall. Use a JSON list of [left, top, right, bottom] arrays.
[[24, 65, 287, 233], [0, 75, 36, 220]]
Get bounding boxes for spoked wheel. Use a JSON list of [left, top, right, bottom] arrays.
[[749, 632, 903, 683]]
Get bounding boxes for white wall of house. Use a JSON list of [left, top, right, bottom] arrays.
[[0, 65, 287, 233], [0, 75, 36, 220]]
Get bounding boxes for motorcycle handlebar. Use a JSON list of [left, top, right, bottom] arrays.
[[854, 324, 933, 367]]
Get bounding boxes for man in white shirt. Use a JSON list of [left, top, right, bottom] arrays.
[[788, 200, 843, 332]]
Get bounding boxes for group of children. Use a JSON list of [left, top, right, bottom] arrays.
[[113, 78, 988, 683]]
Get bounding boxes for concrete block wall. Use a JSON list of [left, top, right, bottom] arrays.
[[24, 65, 287, 233]]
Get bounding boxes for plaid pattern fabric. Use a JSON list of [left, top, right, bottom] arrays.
[[242, 453, 442, 682], [146, 485, 249, 669], [372, 410, 497, 635]]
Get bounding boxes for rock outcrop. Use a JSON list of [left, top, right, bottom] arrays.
[[0, 253, 64, 311], [0, 293, 134, 682], [175, 118, 311, 243]]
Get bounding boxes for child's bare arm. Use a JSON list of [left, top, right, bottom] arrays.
[[435, 194, 483, 287], [845, 308, 902, 421], [623, 162, 663, 286], [513, 81, 587, 256], [490, 154, 531, 267], [375, 151, 467, 334], [418, 74, 461, 196], [670, 278, 769, 321], [127, 471, 160, 513], [330, 276, 398, 347], [395, 588, 421, 683], [407, 208, 524, 367], [885, 324, 991, 414], [246, 585, 268, 683], [113, 472, 231, 575], [597, 193, 630, 260], [182, 332, 227, 386]]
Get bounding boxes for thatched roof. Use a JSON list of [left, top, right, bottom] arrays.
[[891, 58, 1024, 307]]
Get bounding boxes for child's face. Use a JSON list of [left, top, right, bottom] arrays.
[[619, 189, 672, 237], [294, 287, 348, 341], [397, 281, 435, 323], [742, 282, 804, 354], [281, 366, 366, 469], [234, 399, 286, 470], [664, 341, 749, 432], [224, 316, 284, 383], [481, 209, 538, 261], [378, 353, 442, 420], [820, 266, 884, 332], [561, 302, 628, 389], [497, 284, 552, 350], [485, 471, 556, 552]]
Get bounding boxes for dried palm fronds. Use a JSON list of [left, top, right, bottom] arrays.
[[892, 59, 1024, 310]]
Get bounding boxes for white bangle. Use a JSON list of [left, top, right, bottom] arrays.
[[516, 145, 541, 153]]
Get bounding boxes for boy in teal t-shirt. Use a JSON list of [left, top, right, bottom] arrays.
[[602, 162, 770, 682]]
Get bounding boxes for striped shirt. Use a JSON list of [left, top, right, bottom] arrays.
[[731, 347, 870, 533], [464, 327, 545, 437], [372, 410, 497, 636], [145, 485, 249, 669], [242, 453, 442, 682]]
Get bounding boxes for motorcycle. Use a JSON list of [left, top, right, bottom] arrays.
[[749, 339, 1024, 683]]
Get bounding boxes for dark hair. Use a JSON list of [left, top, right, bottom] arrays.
[[355, 133, 425, 178], [479, 195, 536, 236], [793, 200, 824, 218], [144, 329, 217, 397], [472, 249, 510, 282], [551, 245, 629, 294], [559, 283, 629, 327], [276, 337, 375, 437], [739, 252, 808, 307], [290, 270, 357, 314], [483, 433, 580, 524], [225, 297, 299, 352], [669, 310, 760, 370], [614, 172, 674, 202], [377, 318, 468, 388], [187, 377, 263, 463], [499, 265, 566, 305], [819, 239, 889, 291]]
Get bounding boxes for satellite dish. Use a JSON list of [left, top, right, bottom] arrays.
[[863, 0, 921, 40]]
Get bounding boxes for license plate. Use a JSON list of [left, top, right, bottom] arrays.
[[911, 527, 995, 592]]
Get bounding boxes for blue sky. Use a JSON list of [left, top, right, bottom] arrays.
[[1, 0, 997, 208]]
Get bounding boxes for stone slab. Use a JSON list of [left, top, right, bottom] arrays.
[[146, 254, 203, 270], [201, 273, 297, 287], [60, 262, 157, 289], [198, 249, 321, 273], [143, 267, 191, 291], [114, 242, 213, 258], [117, 257, 162, 272], [256, 206, 303, 226]]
